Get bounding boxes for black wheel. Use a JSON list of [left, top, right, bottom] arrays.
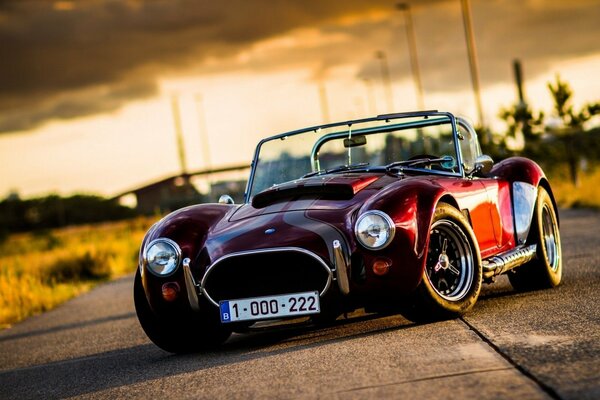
[[310, 290, 343, 326], [508, 186, 562, 291], [134, 269, 231, 353], [401, 203, 482, 322], [310, 304, 342, 326]]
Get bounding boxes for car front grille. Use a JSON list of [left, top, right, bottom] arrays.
[[201, 248, 333, 306]]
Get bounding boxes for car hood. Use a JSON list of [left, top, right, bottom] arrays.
[[231, 173, 386, 222], [201, 172, 406, 263]]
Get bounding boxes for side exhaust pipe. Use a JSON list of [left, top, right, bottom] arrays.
[[482, 244, 537, 279]]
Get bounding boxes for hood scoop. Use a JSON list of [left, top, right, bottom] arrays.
[[251, 175, 379, 209]]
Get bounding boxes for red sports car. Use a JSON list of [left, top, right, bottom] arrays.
[[134, 110, 562, 353]]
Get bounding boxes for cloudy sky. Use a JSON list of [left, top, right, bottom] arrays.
[[1, 0, 599, 198]]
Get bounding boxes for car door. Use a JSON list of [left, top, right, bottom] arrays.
[[437, 177, 499, 258], [477, 177, 516, 254]]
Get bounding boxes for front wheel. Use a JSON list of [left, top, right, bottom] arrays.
[[134, 269, 231, 353], [401, 203, 482, 322], [508, 186, 562, 291]]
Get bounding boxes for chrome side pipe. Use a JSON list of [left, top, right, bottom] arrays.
[[482, 244, 537, 278]]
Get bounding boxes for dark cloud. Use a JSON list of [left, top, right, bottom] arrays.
[[0, 0, 598, 132], [0, 0, 405, 132], [0, 78, 156, 132], [355, 0, 600, 93], [469, 0, 600, 86]]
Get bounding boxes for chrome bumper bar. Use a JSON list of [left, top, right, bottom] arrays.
[[333, 240, 350, 295], [182, 258, 200, 312]]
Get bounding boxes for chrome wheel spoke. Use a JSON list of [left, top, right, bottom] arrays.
[[426, 220, 474, 301], [448, 263, 460, 275]]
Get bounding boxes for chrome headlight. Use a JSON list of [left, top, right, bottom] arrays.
[[143, 238, 181, 276], [355, 211, 395, 250]]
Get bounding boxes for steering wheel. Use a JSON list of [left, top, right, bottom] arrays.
[[408, 154, 438, 169]]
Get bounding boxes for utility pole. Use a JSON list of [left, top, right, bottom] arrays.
[[397, 3, 425, 110], [375, 50, 395, 112], [460, 0, 486, 134], [513, 59, 527, 107]]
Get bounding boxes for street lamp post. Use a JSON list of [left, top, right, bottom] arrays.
[[362, 78, 377, 115], [397, 3, 425, 111], [375, 50, 395, 112], [318, 81, 331, 124], [194, 94, 212, 170], [460, 0, 486, 133], [170, 94, 188, 175]]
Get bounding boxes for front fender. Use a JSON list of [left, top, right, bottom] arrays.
[[357, 178, 449, 294], [139, 203, 237, 314]]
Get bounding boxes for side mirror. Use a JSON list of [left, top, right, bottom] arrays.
[[218, 194, 235, 205], [472, 155, 494, 177]]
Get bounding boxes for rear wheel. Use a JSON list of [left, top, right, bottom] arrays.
[[134, 269, 231, 353], [401, 203, 482, 322], [508, 186, 562, 291]]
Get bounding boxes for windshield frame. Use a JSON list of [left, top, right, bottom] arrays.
[[244, 110, 464, 203]]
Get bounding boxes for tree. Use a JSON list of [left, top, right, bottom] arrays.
[[548, 76, 600, 128], [498, 75, 599, 186], [546, 75, 600, 186], [498, 102, 544, 155]]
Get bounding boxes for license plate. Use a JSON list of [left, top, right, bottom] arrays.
[[219, 291, 320, 323]]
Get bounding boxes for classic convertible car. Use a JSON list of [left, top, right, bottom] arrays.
[[134, 110, 562, 353]]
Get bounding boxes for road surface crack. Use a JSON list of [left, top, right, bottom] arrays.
[[460, 317, 562, 400], [335, 366, 510, 395]]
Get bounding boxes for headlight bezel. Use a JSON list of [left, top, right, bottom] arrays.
[[143, 238, 182, 277], [355, 210, 396, 250]]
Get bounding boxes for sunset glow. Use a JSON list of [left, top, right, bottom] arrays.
[[1, 0, 599, 198]]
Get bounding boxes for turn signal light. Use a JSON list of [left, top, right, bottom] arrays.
[[372, 258, 391, 276], [162, 282, 180, 302]]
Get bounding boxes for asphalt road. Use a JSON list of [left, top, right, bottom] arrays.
[[1, 208, 599, 399]]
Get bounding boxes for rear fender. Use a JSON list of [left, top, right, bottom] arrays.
[[490, 157, 558, 243], [490, 157, 546, 187]]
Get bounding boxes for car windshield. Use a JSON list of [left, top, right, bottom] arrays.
[[248, 113, 461, 199]]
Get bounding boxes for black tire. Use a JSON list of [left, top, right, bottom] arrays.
[[508, 186, 562, 291], [310, 304, 342, 326], [401, 203, 482, 322], [134, 269, 231, 353]]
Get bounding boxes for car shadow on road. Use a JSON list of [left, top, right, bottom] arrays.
[[0, 312, 136, 343], [4, 274, 584, 399], [0, 311, 418, 399]]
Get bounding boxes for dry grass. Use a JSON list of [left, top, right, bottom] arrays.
[[2, 168, 598, 330], [550, 166, 600, 209], [0, 217, 153, 329]]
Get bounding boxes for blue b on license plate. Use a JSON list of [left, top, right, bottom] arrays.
[[219, 291, 320, 323]]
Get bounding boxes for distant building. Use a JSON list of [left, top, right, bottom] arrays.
[[113, 165, 249, 214], [210, 180, 247, 204]]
